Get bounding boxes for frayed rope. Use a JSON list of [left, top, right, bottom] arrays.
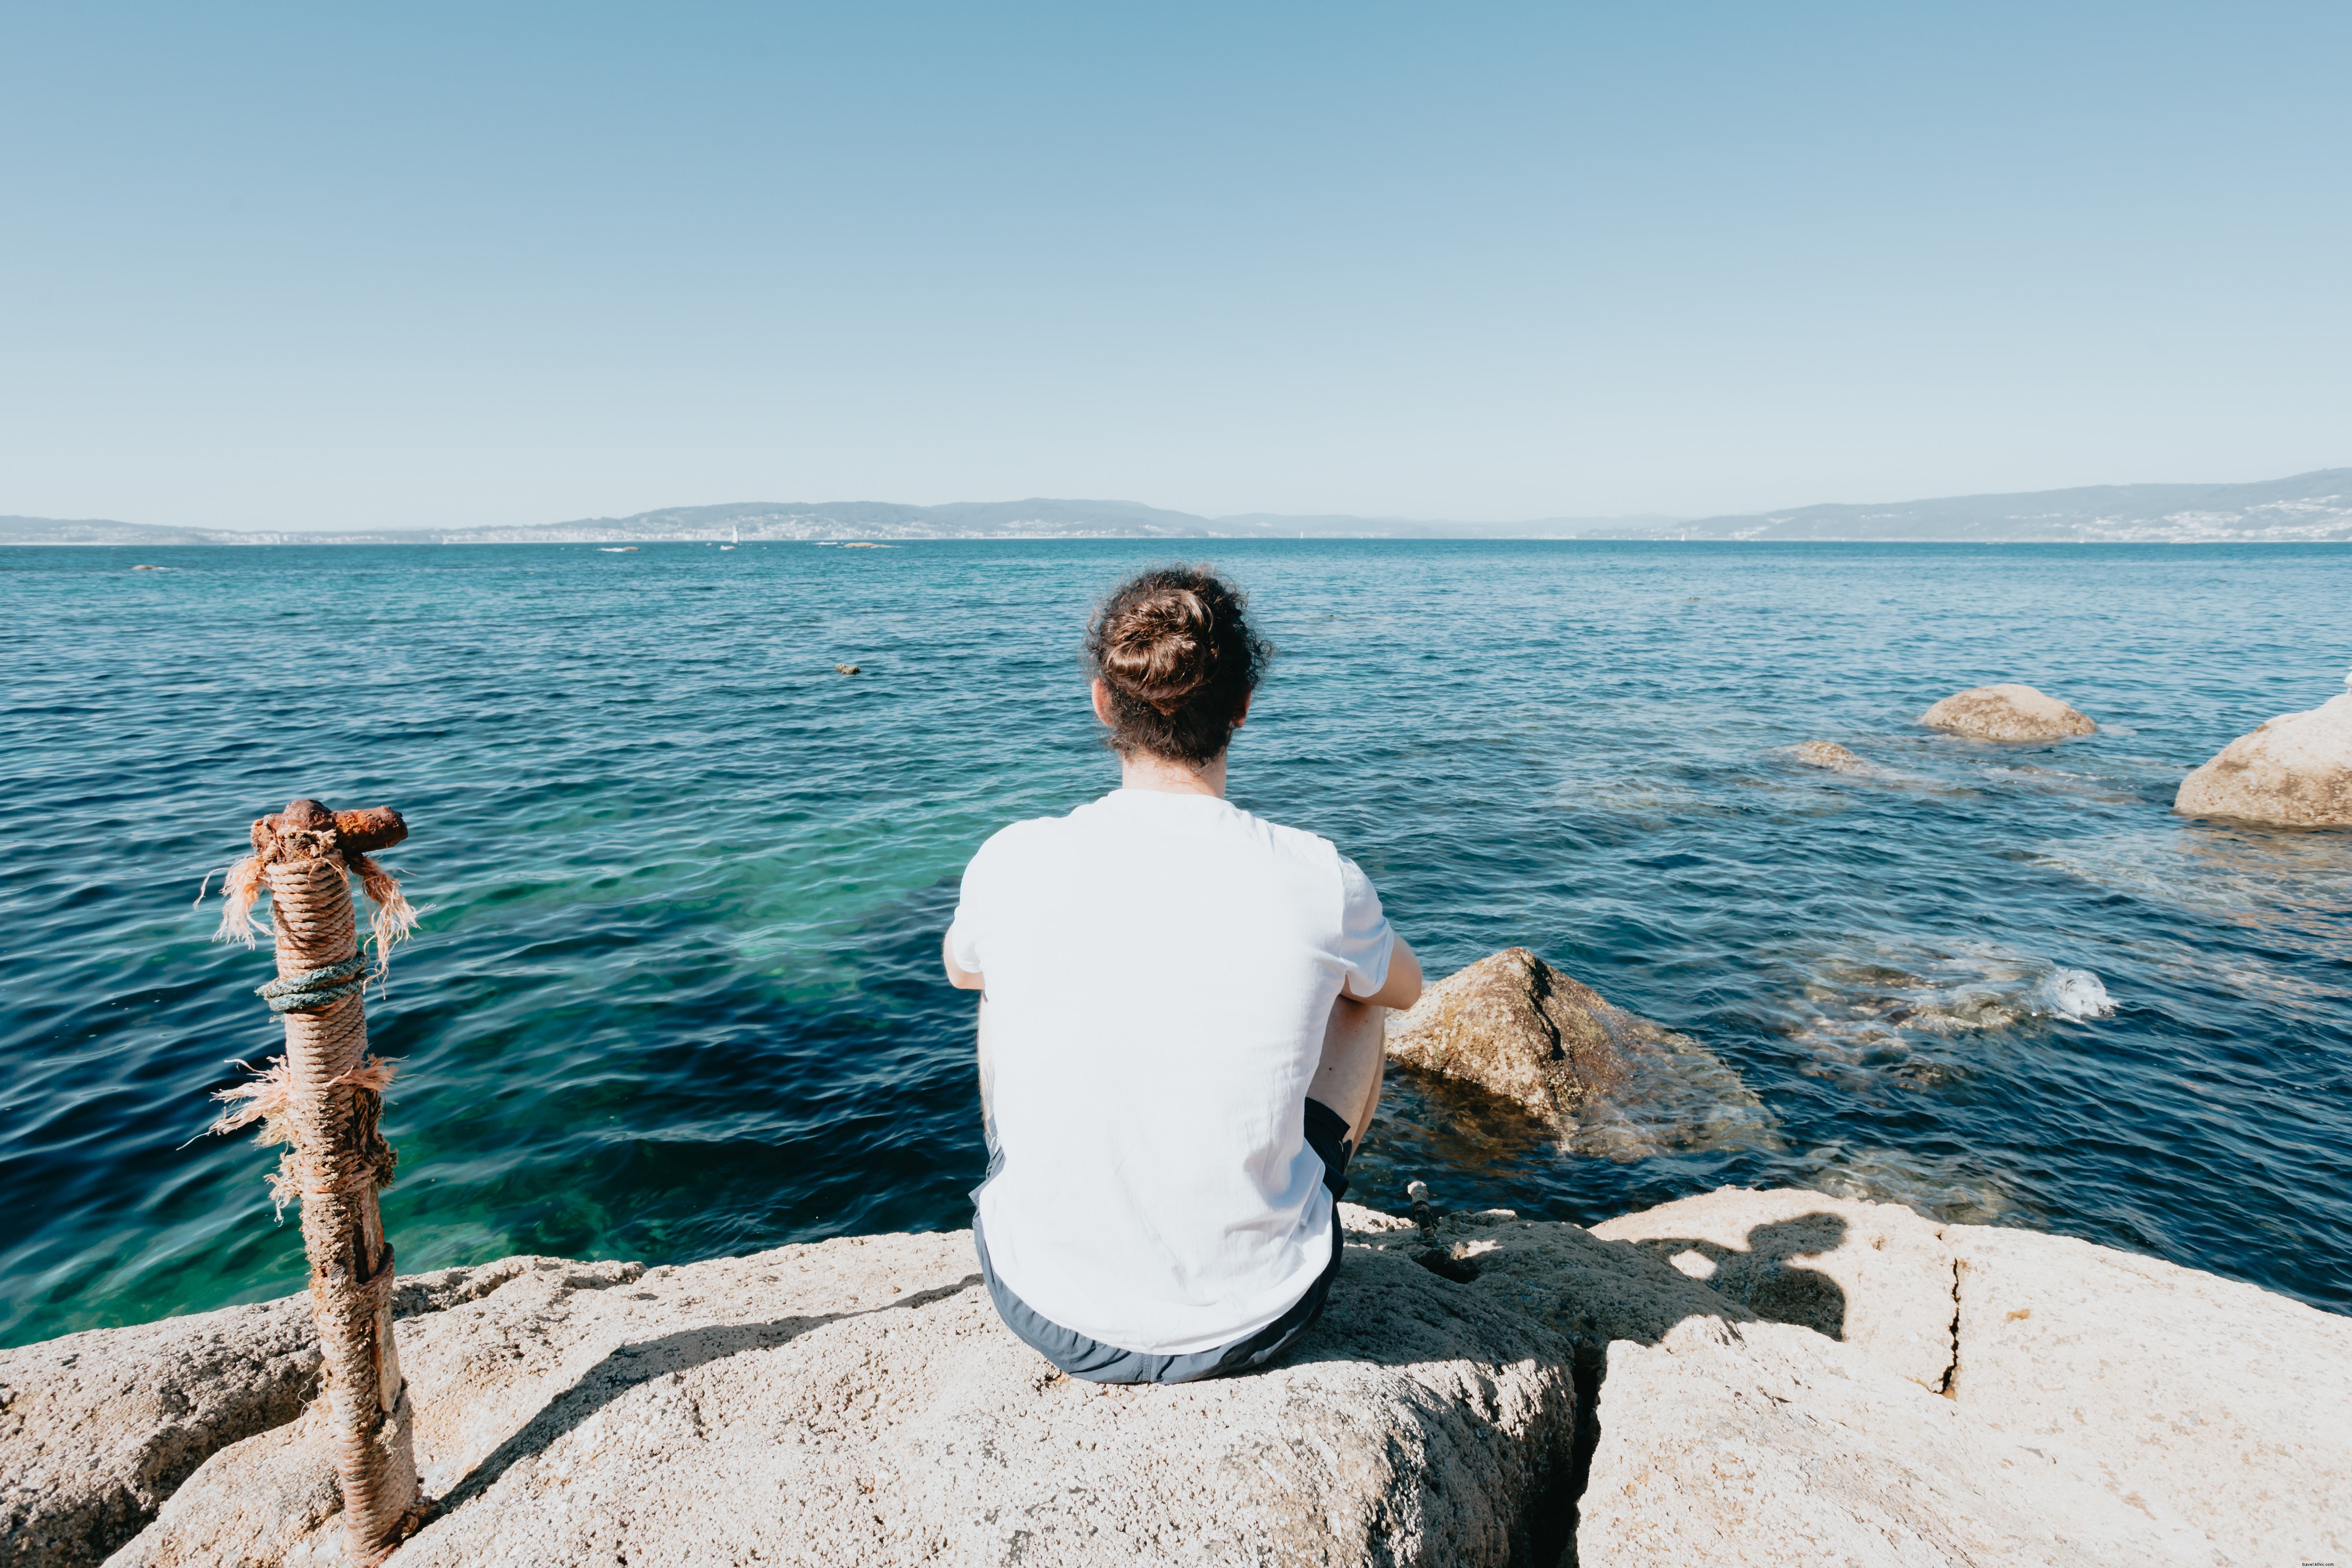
[[200, 1054, 401, 1218], [201, 856, 268, 947], [198, 851, 416, 985], [352, 854, 417, 980]]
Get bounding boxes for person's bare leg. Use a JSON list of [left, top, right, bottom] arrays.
[[1312, 994, 1387, 1151]]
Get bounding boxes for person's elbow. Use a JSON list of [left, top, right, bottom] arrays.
[[941, 931, 985, 991], [1356, 936, 1423, 1011]]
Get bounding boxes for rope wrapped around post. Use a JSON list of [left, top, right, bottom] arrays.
[[206, 799, 422, 1561]]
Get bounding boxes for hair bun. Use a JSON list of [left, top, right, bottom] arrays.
[[1084, 565, 1271, 765], [1099, 586, 1221, 714]]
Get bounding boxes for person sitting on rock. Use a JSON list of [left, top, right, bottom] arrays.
[[942, 563, 1424, 1383]]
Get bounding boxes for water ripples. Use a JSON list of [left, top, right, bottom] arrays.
[[3, 539, 2348, 1343]]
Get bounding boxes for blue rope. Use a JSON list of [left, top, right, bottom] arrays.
[[257, 955, 368, 1014]]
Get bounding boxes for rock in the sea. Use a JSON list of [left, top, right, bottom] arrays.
[[1918, 683, 2096, 741], [113, 1211, 1579, 1568], [1385, 948, 1620, 1122], [1790, 740, 1867, 770], [1590, 1186, 1957, 1391], [1384, 948, 1774, 1158], [1945, 1223, 2352, 1568], [2174, 691, 2352, 827]]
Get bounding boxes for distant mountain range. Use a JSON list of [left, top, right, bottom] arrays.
[[7, 468, 2348, 545]]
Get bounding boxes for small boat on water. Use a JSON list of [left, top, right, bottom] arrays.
[[599, 547, 639, 553]]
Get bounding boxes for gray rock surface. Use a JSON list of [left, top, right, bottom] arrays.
[[1384, 950, 1774, 1159], [13, 1191, 2344, 1567], [1945, 1223, 2352, 1567], [0, 1295, 319, 1568], [1918, 683, 2097, 741], [1588, 1187, 1957, 1391], [113, 1211, 1579, 1568], [1575, 1314, 2213, 1566], [0, 1257, 620, 1568], [2174, 691, 2352, 826]]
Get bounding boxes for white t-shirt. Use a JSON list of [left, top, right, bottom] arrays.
[[947, 788, 1396, 1355]]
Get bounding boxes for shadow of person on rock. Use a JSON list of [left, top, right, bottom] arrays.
[[1316, 1210, 1853, 1568], [1614, 1211, 1850, 1341]]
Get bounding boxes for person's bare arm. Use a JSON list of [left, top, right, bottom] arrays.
[[1346, 934, 1422, 1011], [943, 930, 985, 991]]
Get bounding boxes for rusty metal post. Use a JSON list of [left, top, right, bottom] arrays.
[[242, 798, 419, 1559]]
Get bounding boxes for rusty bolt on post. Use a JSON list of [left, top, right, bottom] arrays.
[[205, 799, 423, 1560]]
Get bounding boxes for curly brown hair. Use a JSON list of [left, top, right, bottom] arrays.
[[1084, 565, 1272, 765]]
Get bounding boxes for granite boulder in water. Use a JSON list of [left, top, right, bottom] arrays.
[[1383, 948, 1774, 1158], [1790, 740, 1867, 770], [1918, 683, 2096, 741], [2174, 690, 2352, 827]]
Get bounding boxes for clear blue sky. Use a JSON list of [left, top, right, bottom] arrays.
[[4, 3, 2346, 530]]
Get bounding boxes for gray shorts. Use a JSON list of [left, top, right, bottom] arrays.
[[971, 1097, 1354, 1385]]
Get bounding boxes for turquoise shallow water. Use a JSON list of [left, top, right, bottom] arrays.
[[4, 539, 2348, 1346]]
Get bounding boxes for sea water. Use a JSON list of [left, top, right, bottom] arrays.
[[3, 539, 2347, 1345]]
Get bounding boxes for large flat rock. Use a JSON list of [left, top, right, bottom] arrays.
[[1945, 1223, 2352, 1567], [0, 1295, 318, 1568], [1589, 1187, 1957, 1391], [16, 1192, 2344, 1567], [113, 1211, 1580, 1568], [0, 1255, 586, 1568], [1575, 1315, 2213, 1566]]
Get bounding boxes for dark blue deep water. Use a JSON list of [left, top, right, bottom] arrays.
[[4, 540, 2348, 1346]]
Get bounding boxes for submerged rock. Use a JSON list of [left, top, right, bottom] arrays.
[[1590, 1186, 1957, 1391], [2174, 691, 2352, 827], [1918, 683, 2096, 741], [1790, 740, 1867, 770], [1383, 948, 1774, 1158]]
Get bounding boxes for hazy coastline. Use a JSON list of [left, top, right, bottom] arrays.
[[6, 466, 2349, 547]]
